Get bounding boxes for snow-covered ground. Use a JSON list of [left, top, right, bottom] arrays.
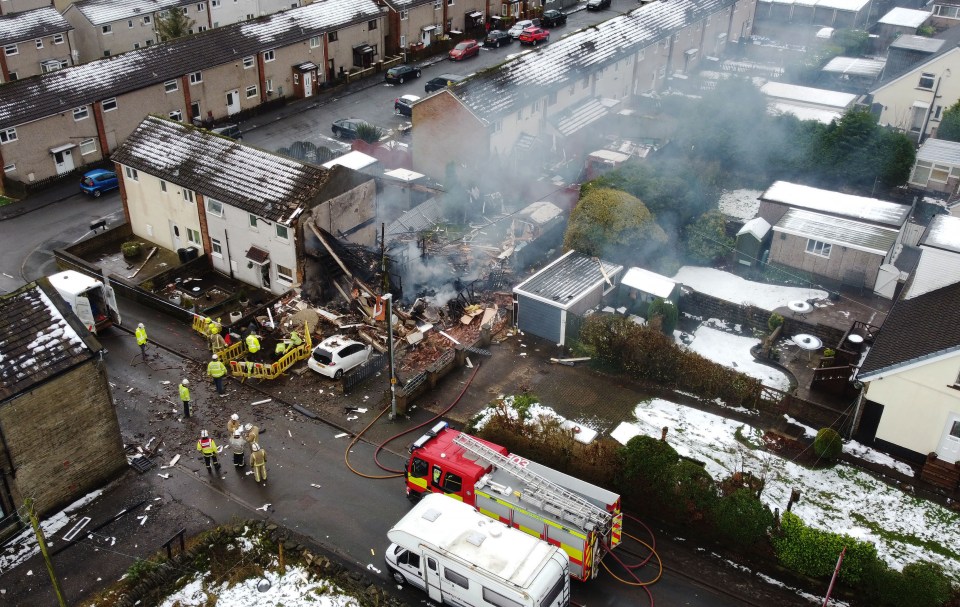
[[672, 267, 828, 311], [679, 320, 791, 391], [158, 566, 358, 607]]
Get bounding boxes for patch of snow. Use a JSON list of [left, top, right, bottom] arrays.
[[672, 266, 829, 311], [158, 565, 359, 607], [718, 189, 762, 222], [0, 489, 103, 571], [681, 323, 791, 391]]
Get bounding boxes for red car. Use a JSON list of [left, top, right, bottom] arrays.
[[449, 40, 480, 60], [518, 27, 550, 45]]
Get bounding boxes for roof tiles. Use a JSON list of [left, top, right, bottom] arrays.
[[72, 0, 193, 26], [0, 7, 73, 45]]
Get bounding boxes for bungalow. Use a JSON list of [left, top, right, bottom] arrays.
[[109, 116, 378, 295], [0, 6, 75, 82]]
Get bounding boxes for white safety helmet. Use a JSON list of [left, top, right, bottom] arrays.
[[231, 413, 239, 421], [181, 379, 189, 385], [200, 430, 209, 438], [138, 322, 144, 328], [251, 443, 260, 452], [245, 423, 252, 431], [234, 429, 241, 437], [212, 354, 218, 360]]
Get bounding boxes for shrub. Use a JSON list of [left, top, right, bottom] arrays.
[[813, 428, 843, 461], [901, 561, 953, 607], [355, 122, 384, 143], [618, 435, 680, 516], [647, 298, 678, 335], [767, 312, 784, 332], [121, 241, 142, 259], [772, 512, 878, 585], [712, 488, 773, 549], [672, 460, 718, 521]]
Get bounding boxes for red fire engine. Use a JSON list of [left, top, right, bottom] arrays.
[[405, 421, 623, 581]]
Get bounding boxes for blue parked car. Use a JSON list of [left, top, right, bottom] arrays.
[[80, 169, 119, 197]]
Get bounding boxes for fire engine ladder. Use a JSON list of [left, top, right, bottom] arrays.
[[453, 433, 612, 535]]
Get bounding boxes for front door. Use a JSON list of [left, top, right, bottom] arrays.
[[53, 148, 75, 175], [226, 89, 240, 115], [303, 71, 313, 98], [937, 413, 960, 464], [170, 221, 182, 251]]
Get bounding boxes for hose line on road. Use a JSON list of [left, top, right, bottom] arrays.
[[343, 362, 481, 479]]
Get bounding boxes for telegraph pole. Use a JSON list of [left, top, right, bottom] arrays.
[[383, 293, 397, 421], [25, 498, 68, 607]]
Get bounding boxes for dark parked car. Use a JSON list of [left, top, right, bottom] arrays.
[[449, 39, 480, 61], [210, 123, 242, 140], [385, 64, 422, 84], [586, 0, 611, 9], [484, 29, 513, 48], [331, 118, 373, 139], [424, 73, 467, 93], [541, 9, 567, 27], [394, 94, 421, 117], [79, 169, 119, 197]]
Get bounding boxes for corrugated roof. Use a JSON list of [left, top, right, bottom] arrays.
[[514, 250, 622, 310], [387, 197, 443, 237], [889, 35, 943, 53], [921, 214, 960, 253], [815, 0, 869, 10], [772, 208, 899, 255], [110, 116, 329, 222], [822, 56, 886, 78], [877, 7, 930, 27], [0, 7, 73, 44], [72, 0, 193, 26], [550, 97, 619, 136], [858, 281, 960, 379], [760, 82, 856, 109], [761, 181, 910, 227], [916, 138, 960, 167], [0, 279, 99, 400], [0, 0, 381, 130], [904, 246, 960, 299], [452, 0, 737, 121]]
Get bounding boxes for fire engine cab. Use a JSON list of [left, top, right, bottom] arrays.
[[405, 421, 623, 581]]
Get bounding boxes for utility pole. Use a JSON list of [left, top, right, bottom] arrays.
[[383, 293, 397, 420], [25, 498, 68, 607]]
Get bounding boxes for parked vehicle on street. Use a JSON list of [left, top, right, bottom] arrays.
[[508, 19, 539, 38], [307, 335, 372, 379], [386, 493, 571, 607], [405, 421, 623, 581], [394, 94, 421, 117], [541, 9, 567, 27], [518, 27, 550, 45], [424, 73, 467, 93], [79, 169, 119, 197], [48, 270, 121, 334], [210, 124, 242, 141], [586, 0, 611, 9], [385, 64, 422, 84], [483, 29, 513, 48], [331, 118, 373, 139], [448, 40, 480, 61]]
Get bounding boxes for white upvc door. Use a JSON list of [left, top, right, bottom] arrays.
[[937, 412, 960, 464]]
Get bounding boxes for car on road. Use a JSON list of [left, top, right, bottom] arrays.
[[518, 27, 550, 45], [541, 9, 567, 27], [424, 73, 466, 93], [483, 29, 513, 48], [586, 0, 611, 9], [307, 335, 372, 379], [508, 19, 539, 38], [394, 94, 421, 116], [448, 40, 480, 61], [79, 169, 119, 197], [211, 123, 242, 140], [385, 64, 422, 84], [331, 118, 373, 139]]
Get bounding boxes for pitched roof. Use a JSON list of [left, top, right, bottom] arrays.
[[514, 250, 623, 310], [71, 0, 193, 26], [0, 7, 73, 45], [761, 181, 910, 227], [858, 281, 960, 380], [872, 27, 960, 90], [110, 116, 329, 222], [921, 214, 960, 253], [916, 137, 960, 167], [772, 208, 900, 255], [877, 7, 930, 28], [821, 56, 886, 78], [737, 216, 771, 240], [0, 279, 99, 401], [0, 0, 381, 130], [450, 0, 737, 121], [903, 246, 960, 299]]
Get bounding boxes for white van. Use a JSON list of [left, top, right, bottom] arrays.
[[386, 493, 570, 607], [48, 270, 121, 335]]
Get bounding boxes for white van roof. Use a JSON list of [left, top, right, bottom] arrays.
[[48, 271, 101, 296]]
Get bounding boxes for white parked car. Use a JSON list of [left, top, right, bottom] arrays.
[[307, 335, 372, 379], [508, 19, 538, 38]]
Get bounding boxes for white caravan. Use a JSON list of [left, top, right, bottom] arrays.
[[386, 493, 570, 607], [48, 270, 121, 335]]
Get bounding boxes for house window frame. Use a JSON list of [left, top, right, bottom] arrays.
[[189, 71, 202, 84], [35, 39, 43, 49], [206, 199, 224, 217], [368, 19, 377, 30], [310, 35, 320, 48], [73, 106, 89, 121], [276, 264, 294, 283], [328, 31, 338, 42], [3, 163, 14, 173], [248, 213, 259, 229], [400, 9, 408, 20], [3, 44, 17, 56], [165, 80, 179, 93], [0, 128, 15, 144], [919, 72, 936, 90], [276, 224, 289, 240], [243, 55, 254, 68], [102, 24, 112, 35], [246, 84, 258, 98], [211, 237, 223, 257], [169, 109, 183, 121], [79, 138, 97, 155], [263, 49, 276, 62], [124, 166, 139, 181], [53, 33, 64, 44], [805, 239, 832, 258], [187, 227, 201, 246], [102, 97, 118, 111]]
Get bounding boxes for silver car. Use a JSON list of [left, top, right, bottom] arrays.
[[508, 19, 538, 38]]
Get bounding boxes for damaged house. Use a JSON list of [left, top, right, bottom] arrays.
[[110, 116, 377, 297]]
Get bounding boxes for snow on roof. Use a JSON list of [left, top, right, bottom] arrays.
[[737, 216, 771, 240], [0, 7, 72, 44], [889, 34, 944, 53], [815, 0, 869, 10], [718, 188, 761, 222], [822, 56, 886, 78], [816, 27, 834, 39], [383, 168, 424, 182], [916, 137, 960, 167], [519, 200, 563, 224], [388, 494, 560, 588], [0, 0, 381, 130], [111, 116, 330, 222], [671, 266, 828, 310], [761, 181, 910, 227], [877, 7, 930, 28], [588, 149, 632, 163], [322, 151, 377, 170], [621, 267, 676, 298], [773, 208, 900, 256], [904, 246, 960, 299], [760, 82, 856, 109], [72, 0, 193, 26], [921, 214, 960, 253], [769, 102, 844, 124], [453, 0, 738, 120]]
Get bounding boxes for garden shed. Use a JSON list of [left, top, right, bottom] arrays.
[[735, 217, 772, 267], [513, 251, 623, 346], [620, 267, 679, 309]]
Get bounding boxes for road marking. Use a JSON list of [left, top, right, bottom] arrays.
[[62, 517, 91, 541]]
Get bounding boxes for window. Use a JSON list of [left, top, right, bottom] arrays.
[[919, 72, 936, 90], [483, 588, 523, 607], [102, 97, 117, 111], [169, 109, 182, 121], [293, 73, 299, 85], [134, 42, 141, 49], [265, 78, 273, 93], [211, 237, 223, 257], [410, 457, 429, 478], [434, 0, 441, 9], [73, 106, 89, 121], [431, 465, 443, 488], [7, 72, 15, 81], [368, 19, 377, 30], [248, 213, 258, 228], [35, 39, 43, 49], [310, 35, 320, 48], [165, 80, 179, 93], [143, 15, 151, 24], [443, 569, 468, 589], [206, 199, 223, 216], [128, 19, 134, 28], [931, 164, 950, 183], [102, 24, 112, 35], [53, 33, 64, 44], [212, 0, 220, 5], [443, 472, 462, 493], [805, 239, 832, 258], [79, 138, 97, 155], [397, 549, 420, 569], [160, 180, 167, 192], [42, 59, 68, 73], [263, 49, 275, 62], [400, 35, 406, 47], [124, 166, 139, 181], [197, 26, 207, 32], [246, 85, 257, 98], [277, 264, 293, 283], [242, 55, 254, 69], [146, 39, 153, 46], [179, 189, 193, 202], [328, 31, 337, 42], [189, 71, 202, 84], [448, 0, 454, 5], [187, 228, 201, 246], [3, 44, 16, 56], [276, 224, 289, 239], [400, 9, 408, 20], [197, 2, 205, 10], [3, 163, 14, 173], [103, 50, 111, 57]]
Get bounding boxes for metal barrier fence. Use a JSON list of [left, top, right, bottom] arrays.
[[342, 352, 388, 394]]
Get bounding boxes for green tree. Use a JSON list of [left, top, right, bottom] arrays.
[[684, 210, 733, 263], [647, 297, 678, 335], [811, 109, 915, 189], [711, 488, 773, 549], [563, 188, 668, 267], [832, 29, 869, 55], [937, 100, 960, 142], [155, 7, 195, 42]]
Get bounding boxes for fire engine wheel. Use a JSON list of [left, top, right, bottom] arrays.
[[389, 568, 406, 585], [334, 369, 344, 379]]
